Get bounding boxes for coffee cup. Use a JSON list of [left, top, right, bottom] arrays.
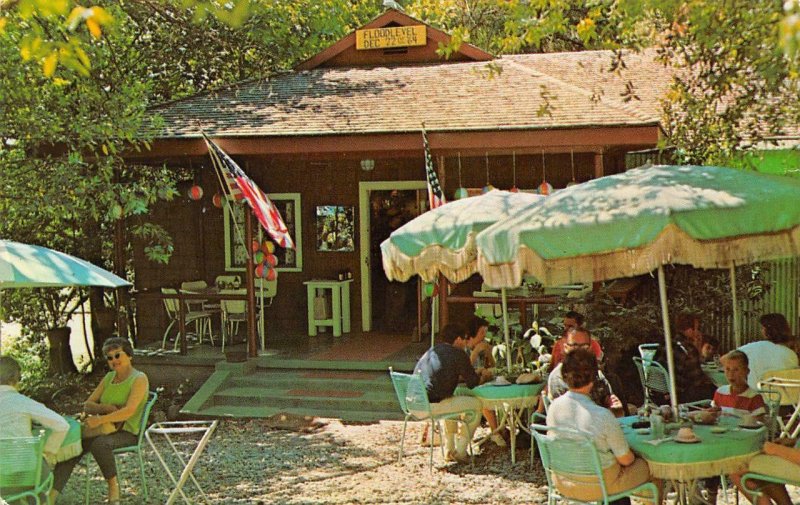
[[676, 426, 696, 441]]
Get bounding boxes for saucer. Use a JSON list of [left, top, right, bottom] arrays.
[[635, 428, 651, 435], [710, 427, 727, 434], [738, 422, 762, 429], [675, 435, 701, 443]]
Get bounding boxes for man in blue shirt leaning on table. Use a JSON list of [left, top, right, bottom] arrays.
[[414, 323, 482, 463]]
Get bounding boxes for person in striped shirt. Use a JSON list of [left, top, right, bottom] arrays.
[[711, 350, 766, 417]]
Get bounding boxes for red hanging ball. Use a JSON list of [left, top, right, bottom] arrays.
[[251, 240, 261, 253], [265, 253, 278, 267], [266, 267, 277, 281], [188, 185, 203, 201], [212, 193, 223, 208]]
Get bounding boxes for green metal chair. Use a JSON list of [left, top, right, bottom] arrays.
[[0, 430, 53, 505], [633, 356, 671, 406], [84, 391, 158, 504], [531, 421, 659, 505], [388, 367, 477, 469], [741, 468, 800, 504]]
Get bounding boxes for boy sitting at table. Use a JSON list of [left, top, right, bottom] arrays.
[[0, 355, 70, 498]]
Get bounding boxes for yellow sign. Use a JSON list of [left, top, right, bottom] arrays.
[[356, 25, 427, 50]]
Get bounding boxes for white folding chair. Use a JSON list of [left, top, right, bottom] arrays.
[[180, 280, 209, 312], [161, 288, 213, 349], [758, 368, 800, 438]]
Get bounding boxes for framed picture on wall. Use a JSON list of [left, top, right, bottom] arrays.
[[224, 193, 303, 272], [315, 205, 355, 252]]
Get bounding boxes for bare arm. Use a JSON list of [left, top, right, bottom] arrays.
[[763, 440, 800, 465], [83, 377, 117, 415], [85, 375, 148, 428]]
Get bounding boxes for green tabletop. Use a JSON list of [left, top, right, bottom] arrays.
[[620, 415, 764, 480], [457, 382, 544, 402], [701, 363, 727, 387], [41, 415, 82, 463]]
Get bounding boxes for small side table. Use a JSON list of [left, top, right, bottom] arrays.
[[146, 420, 219, 505], [304, 279, 353, 337]]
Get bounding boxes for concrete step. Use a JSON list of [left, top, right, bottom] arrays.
[[227, 371, 394, 393], [192, 404, 403, 422], [211, 386, 399, 412]]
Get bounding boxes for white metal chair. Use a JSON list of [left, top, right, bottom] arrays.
[[0, 430, 53, 505], [161, 288, 213, 349], [180, 280, 210, 312], [758, 368, 800, 438], [531, 421, 659, 505], [388, 368, 477, 470], [254, 278, 277, 350], [633, 356, 671, 407], [220, 288, 247, 351]]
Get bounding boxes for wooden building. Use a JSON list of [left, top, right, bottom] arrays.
[[129, 9, 675, 349]]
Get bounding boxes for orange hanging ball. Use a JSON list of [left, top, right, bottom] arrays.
[[538, 181, 553, 195], [188, 185, 203, 201], [251, 240, 261, 253], [255, 263, 266, 278], [266, 267, 277, 281], [212, 193, 223, 208], [265, 253, 278, 267]]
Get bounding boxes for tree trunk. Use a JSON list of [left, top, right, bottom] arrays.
[[46, 326, 78, 375]]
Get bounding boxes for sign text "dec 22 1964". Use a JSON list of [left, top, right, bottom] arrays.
[[356, 26, 427, 50]]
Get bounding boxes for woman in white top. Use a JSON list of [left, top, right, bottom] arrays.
[[738, 313, 799, 390]]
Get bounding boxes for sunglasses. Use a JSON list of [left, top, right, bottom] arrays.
[[566, 342, 591, 349], [106, 352, 124, 361]]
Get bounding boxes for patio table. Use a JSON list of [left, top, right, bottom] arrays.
[[458, 382, 544, 463], [41, 415, 82, 463], [620, 415, 765, 503]]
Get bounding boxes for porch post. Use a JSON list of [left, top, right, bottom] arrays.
[[245, 211, 258, 358]]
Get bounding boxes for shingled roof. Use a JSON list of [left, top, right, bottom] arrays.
[[146, 49, 673, 139]]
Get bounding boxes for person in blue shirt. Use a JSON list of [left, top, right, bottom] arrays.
[[413, 323, 482, 463]]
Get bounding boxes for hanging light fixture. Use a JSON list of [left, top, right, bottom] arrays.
[[566, 149, 579, 187], [454, 152, 469, 199], [482, 152, 495, 194], [509, 151, 519, 192], [538, 151, 553, 195]]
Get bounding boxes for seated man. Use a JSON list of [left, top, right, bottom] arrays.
[[547, 348, 660, 504], [655, 313, 716, 403], [548, 327, 623, 415], [413, 323, 482, 463], [0, 355, 69, 496], [550, 311, 603, 368]]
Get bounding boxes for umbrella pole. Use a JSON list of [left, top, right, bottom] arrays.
[[729, 263, 741, 347], [501, 287, 512, 373], [657, 266, 680, 416], [430, 280, 437, 348]]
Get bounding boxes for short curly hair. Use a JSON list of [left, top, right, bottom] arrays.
[[561, 348, 597, 389], [0, 355, 21, 386], [102, 337, 134, 359]]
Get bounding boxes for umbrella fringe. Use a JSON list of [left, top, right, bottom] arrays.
[[479, 223, 800, 287]]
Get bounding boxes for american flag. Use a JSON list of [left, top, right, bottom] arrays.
[[203, 133, 295, 249], [422, 125, 445, 209]]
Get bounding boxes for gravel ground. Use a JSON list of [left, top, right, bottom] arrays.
[[60, 416, 800, 505], [62, 416, 548, 504]]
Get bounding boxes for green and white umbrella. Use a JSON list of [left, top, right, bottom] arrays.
[[0, 239, 130, 346], [477, 165, 800, 411], [381, 190, 544, 370]]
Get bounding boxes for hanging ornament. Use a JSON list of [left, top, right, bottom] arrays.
[[482, 152, 494, 193], [188, 185, 203, 201], [265, 266, 277, 281], [253, 251, 265, 264], [510, 151, 519, 192], [566, 149, 579, 187], [262, 241, 275, 254], [454, 152, 468, 199], [212, 193, 223, 208], [265, 253, 278, 267], [255, 263, 267, 278], [538, 151, 552, 195], [251, 240, 261, 253]]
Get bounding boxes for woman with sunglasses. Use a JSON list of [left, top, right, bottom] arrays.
[[51, 337, 149, 504]]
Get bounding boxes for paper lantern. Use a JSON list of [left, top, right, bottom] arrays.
[[262, 241, 275, 254], [188, 185, 203, 200], [566, 180, 579, 187], [253, 251, 264, 264], [265, 253, 278, 267], [454, 187, 469, 200], [423, 283, 435, 297], [481, 184, 495, 194], [265, 267, 277, 281], [251, 240, 261, 253], [509, 186, 520, 193], [538, 181, 553, 195], [255, 263, 265, 278], [212, 193, 223, 208]]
